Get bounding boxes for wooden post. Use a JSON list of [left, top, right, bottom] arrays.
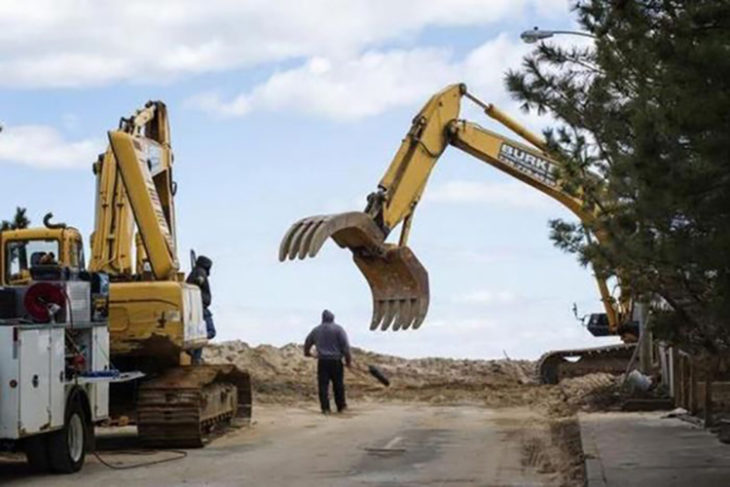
[[704, 364, 714, 428], [637, 302, 652, 374], [659, 344, 669, 391], [675, 351, 684, 408], [682, 355, 689, 409], [690, 358, 698, 415]]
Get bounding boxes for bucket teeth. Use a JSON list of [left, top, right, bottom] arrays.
[[391, 301, 404, 331], [390, 300, 405, 331], [279, 217, 324, 261], [412, 307, 427, 329], [298, 221, 323, 259], [380, 300, 398, 331], [288, 220, 315, 260], [370, 300, 386, 331], [395, 299, 412, 331], [368, 297, 427, 331], [280, 211, 430, 331], [279, 212, 386, 262]]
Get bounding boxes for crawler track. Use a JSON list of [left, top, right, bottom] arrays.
[[137, 364, 252, 447], [536, 343, 636, 384]]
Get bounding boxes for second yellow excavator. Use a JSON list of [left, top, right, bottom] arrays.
[[279, 83, 638, 383]]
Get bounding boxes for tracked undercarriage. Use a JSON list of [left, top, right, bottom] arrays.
[[136, 364, 252, 448], [536, 343, 636, 384]]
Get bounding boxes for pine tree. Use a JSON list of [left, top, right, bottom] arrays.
[[506, 1, 730, 357], [1, 207, 30, 231]]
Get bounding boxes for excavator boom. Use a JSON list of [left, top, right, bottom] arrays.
[[280, 84, 467, 330], [107, 131, 178, 279], [280, 83, 628, 336]]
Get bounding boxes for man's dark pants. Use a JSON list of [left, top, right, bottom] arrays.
[[191, 309, 216, 363], [317, 358, 346, 413]]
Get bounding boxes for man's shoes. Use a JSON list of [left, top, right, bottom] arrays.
[[337, 405, 348, 413], [322, 409, 331, 415]]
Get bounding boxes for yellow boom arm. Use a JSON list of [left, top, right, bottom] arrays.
[[281, 83, 629, 334], [90, 102, 180, 280], [375, 85, 589, 234]]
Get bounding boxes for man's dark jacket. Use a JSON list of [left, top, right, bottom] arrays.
[[186, 255, 212, 308]]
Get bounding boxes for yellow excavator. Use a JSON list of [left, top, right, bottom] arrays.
[[1, 102, 251, 446], [280, 83, 637, 383]]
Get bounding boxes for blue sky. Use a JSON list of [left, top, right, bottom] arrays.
[[0, 0, 619, 359]]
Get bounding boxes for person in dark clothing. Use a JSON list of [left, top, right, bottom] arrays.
[[186, 255, 216, 363], [304, 309, 352, 414]]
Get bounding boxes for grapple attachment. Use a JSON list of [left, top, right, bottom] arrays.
[[279, 212, 429, 331]]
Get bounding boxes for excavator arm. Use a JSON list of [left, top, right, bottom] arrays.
[[280, 83, 627, 334], [90, 102, 180, 280]]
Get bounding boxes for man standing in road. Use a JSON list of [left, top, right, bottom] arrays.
[[186, 255, 216, 364], [304, 309, 352, 414]]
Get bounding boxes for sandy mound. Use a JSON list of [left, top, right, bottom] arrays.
[[204, 341, 534, 404], [204, 341, 617, 411]]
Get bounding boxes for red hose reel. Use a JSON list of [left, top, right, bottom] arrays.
[[24, 282, 65, 323]]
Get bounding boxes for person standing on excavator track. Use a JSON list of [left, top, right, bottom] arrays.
[[186, 255, 216, 364], [304, 309, 352, 414]]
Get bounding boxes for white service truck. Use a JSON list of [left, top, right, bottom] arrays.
[[0, 265, 135, 473]]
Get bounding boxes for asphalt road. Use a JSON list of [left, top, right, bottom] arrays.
[[1, 403, 550, 486]]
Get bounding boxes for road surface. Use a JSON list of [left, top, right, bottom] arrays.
[[1, 403, 553, 486]]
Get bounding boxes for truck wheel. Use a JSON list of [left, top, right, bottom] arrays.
[[48, 398, 88, 473], [24, 434, 51, 472]]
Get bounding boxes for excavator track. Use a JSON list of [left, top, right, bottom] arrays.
[[137, 364, 252, 447], [536, 343, 636, 384]]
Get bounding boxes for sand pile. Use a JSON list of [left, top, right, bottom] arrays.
[[204, 341, 619, 412], [204, 340, 535, 404]]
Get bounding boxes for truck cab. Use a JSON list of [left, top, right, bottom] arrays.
[[1, 225, 85, 287]]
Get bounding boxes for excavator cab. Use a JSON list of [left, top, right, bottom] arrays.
[[586, 313, 611, 337]]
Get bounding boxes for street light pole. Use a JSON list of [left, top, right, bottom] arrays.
[[520, 26, 596, 44]]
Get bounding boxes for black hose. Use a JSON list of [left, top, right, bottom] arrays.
[[93, 449, 187, 470], [43, 213, 67, 229]]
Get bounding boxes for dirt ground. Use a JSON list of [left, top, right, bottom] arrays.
[[203, 341, 624, 486], [3, 404, 582, 487], [1, 342, 622, 486]]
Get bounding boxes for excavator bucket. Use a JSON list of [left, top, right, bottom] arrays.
[[354, 246, 429, 331], [279, 212, 429, 330]]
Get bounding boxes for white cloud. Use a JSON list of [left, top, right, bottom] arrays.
[[425, 180, 552, 210], [187, 48, 458, 120], [453, 289, 517, 305], [0, 125, 101, 169], [188, 34, 535, 120], [0, 0, 570, 89]]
